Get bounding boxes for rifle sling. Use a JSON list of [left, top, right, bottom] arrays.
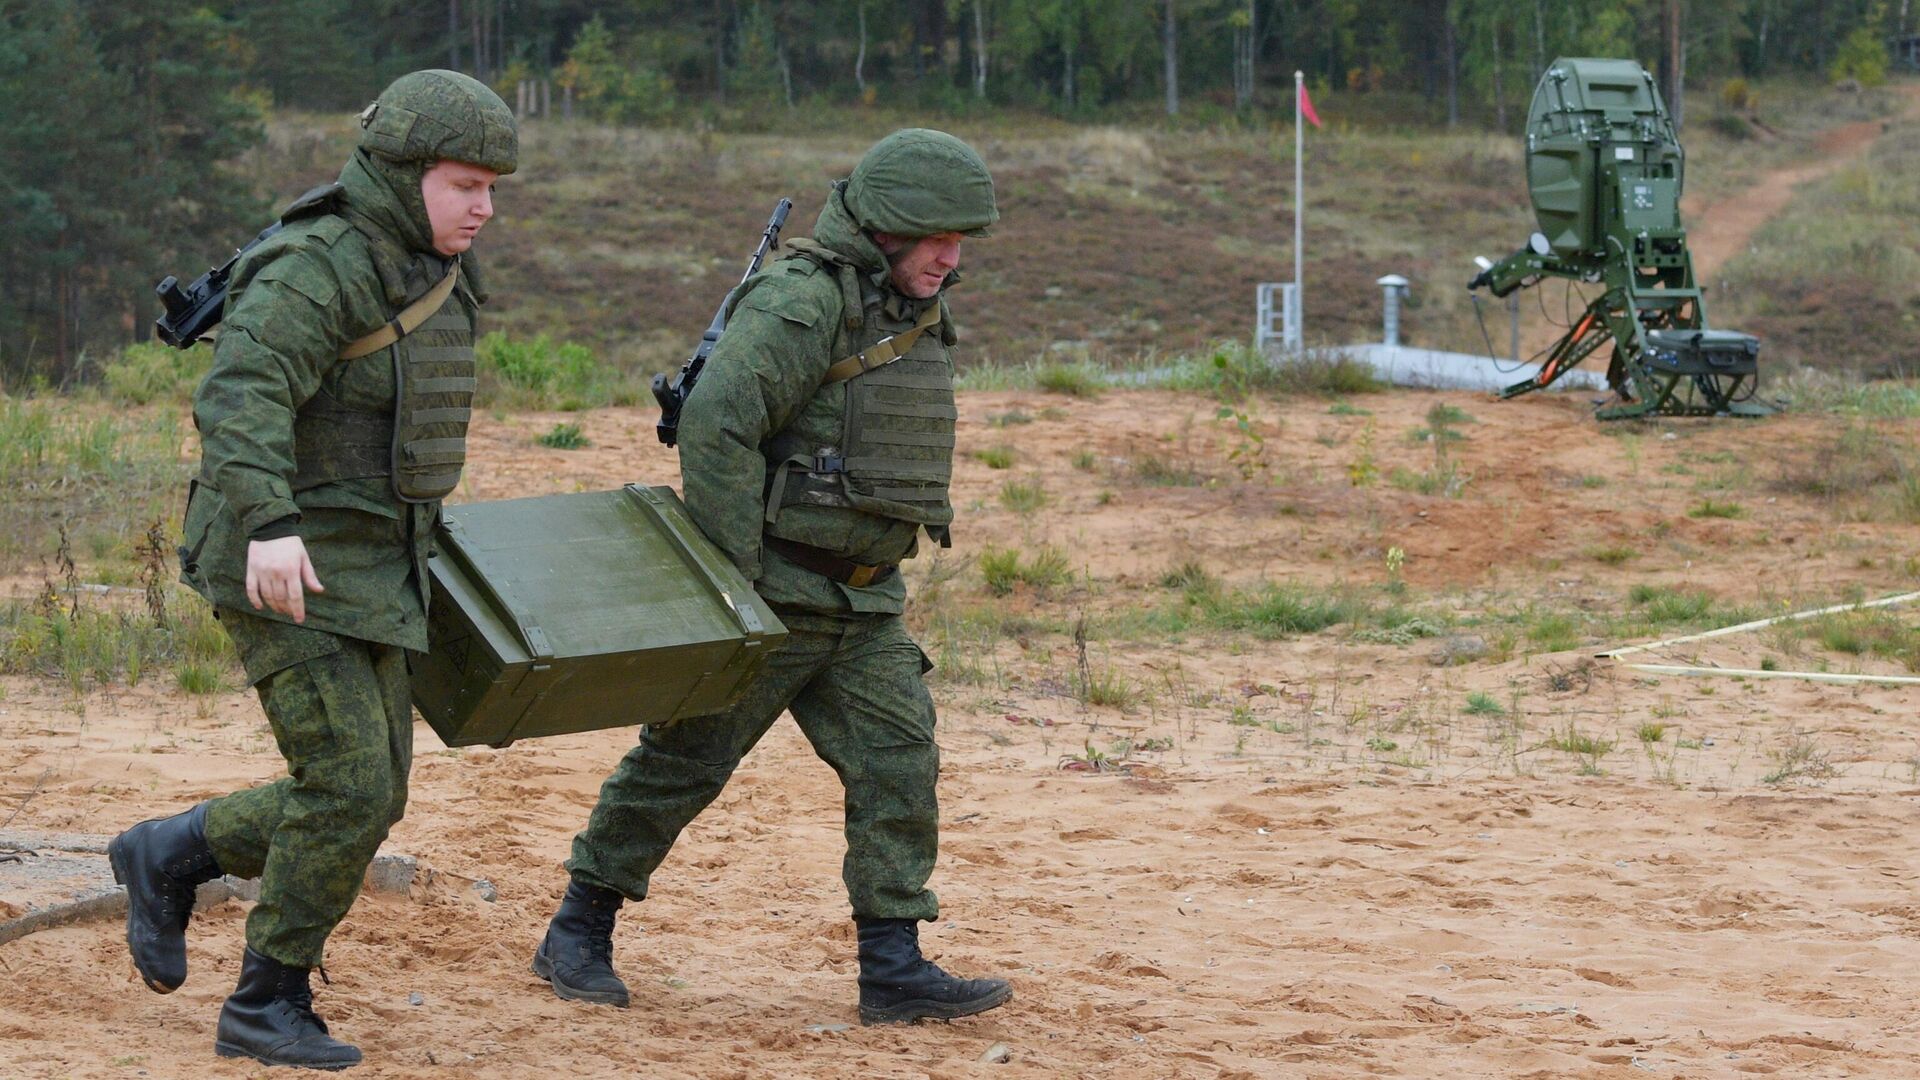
[[337, 260, 460, 360], [820, 302, 942, 385]]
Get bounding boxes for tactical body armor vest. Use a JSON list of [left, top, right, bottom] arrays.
[[759, 239, 957, 542], [279, 185, 476, 504]]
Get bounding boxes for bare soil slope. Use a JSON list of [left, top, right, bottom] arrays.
[[4, 388, 1919, 1079]]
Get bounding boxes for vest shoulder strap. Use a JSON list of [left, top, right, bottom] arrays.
[[820, 301, 943, 385], [337, 259, 460, 360]]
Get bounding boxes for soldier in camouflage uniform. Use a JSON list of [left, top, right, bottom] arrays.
[[106, 70, 516, 1070], [533, 129, 1012, 1026]]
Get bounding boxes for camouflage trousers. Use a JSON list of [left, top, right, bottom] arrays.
[[569, 611, 941, 922], [202, 607, 413, 967]]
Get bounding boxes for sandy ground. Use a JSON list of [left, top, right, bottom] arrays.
[[3, 382, 1919, 1079]]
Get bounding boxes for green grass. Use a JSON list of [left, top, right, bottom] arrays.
[[536, 422, 590, 449], [0, 592, 234, 692], [98, 342, 211, 407], [476, 332, 642, 411], [1130, 451, 1205, 487], [1584, 543, 1637, 566], [1637, 722, 1669, 744], [998, 479, 1049, 514], [973, 445, 1016, 469], [1463, 691, 1505, 716], [1034, 361, 1105, 397], [1799, 609, 1920, 670], [1546, 725, 1616, 758], [979, 545, 1074, 596], [1193, 584, 1367, 639], [1688, 498, 1747, 519], [0, 400, 190, 576]]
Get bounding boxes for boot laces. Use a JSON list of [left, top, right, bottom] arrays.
[[578, 907, 616, 964], [276, 968, 330, 1035]]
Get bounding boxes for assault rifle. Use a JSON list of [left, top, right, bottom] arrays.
[[153, 221, 285, 348], [652, 197, 793, 447]]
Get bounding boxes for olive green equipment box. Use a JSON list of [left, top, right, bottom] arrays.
[[410, 484, 787, 747]]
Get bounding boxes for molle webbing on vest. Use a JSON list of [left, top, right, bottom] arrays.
[[284, 266, 475, 501], [390, 298, 476, 502], [821, 302, 943, 384]]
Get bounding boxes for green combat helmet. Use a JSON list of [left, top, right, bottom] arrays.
[[844, 129, 996, 238], [359, 68, 518, 175]]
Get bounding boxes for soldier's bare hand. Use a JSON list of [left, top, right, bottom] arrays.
[[245, 536, 325, 623]]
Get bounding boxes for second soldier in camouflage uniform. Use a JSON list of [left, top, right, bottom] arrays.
[[533, 129, 1013, 1025], [107, 70, 516, 1070]]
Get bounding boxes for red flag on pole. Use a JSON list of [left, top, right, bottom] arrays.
[[1298, 81, 1322, 128]]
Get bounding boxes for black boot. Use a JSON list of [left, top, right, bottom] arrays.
[[855, 917, 1012, 1025], [531, 879, 631, 1007], [106, 802, 221, 993], [213, 947, 362, 1070]]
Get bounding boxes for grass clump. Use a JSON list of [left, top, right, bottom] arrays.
[[973, 445, 1016, 469], [1170, 343, 1385, 400], [1584, 543, 1637, 566], [536, 422, 590, 450], [1524, 611, 1583, 653], [1157, 560, 1220, 600], [1801, 609, 1920, 670], [1196, 583, 1366, 639], [99, 342, 211, 406], [998, 479, 1049, 514], [1688, 498, 1746, 519], [476, 332, 639, 410], [1, 592, 233, 693], [1130, 451, 1205, 487], [979, 545, 1074, 596], [1463, 691, 1505, 716], [1034, 361, 1105, 397], [1545, 725, 1616, 762]]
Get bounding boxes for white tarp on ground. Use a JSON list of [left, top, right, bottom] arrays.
[[1331, 343, 1608, 394]]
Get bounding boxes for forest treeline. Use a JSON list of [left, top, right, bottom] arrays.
[[2, 0, 1911, 379]]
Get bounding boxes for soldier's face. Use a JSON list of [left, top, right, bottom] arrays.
[[875, 232, 963, 299], [421, 160, 499, 256]]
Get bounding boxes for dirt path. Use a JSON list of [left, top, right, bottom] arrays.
[[4, 390, 1920, 1078], [1687, 85, 1920, 283]]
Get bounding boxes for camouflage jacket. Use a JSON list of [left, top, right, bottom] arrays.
[[677, 187, 958, 617], [180, 151, 481, 652]]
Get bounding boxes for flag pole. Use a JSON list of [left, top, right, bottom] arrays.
[[1293, 69, 1304, 353]]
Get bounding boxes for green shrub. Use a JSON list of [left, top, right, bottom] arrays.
[[1035, 361, 1105, 397], [537, 422, 590, 449], [979, 545, 1074, 595], [101, 342, 211, 406], [1829, 26, 1889, 88], [973, 446, 1016, 469], [999, 479, 1048, 514], [476, 332, 630, 409], [1199, 584, 1363, 639]]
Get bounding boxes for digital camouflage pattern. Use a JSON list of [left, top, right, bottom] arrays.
[[181, 71, 516, 967], [203, 609, 413, 966], [843, 128, 997, 239], [569, 612, 940, 921], [181, 79, 511, 647], [359, 69, 518, 174], [568, 130, 995, 923]]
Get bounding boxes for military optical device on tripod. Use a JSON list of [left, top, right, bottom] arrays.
[[1468, 57, 1770, 419]]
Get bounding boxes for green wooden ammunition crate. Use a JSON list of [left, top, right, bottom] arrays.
[[410, 484, 786, 748]]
